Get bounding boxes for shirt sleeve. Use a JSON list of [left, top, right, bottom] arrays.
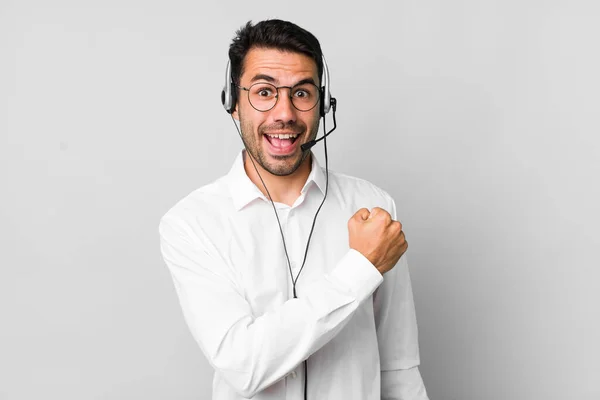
[[159, 215, 383, 399], [381, 368, 429, 400], [374, 198, 429, 399]]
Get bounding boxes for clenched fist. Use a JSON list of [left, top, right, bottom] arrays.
[[348, 207, 408, 275]]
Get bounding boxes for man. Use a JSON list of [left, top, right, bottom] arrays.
[[159, 19, 429, 400]]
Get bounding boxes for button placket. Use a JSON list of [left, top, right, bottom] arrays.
[[285, 367, 302, 399]]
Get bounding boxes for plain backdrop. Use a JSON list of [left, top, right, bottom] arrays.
[[1, 1, 599, 399]]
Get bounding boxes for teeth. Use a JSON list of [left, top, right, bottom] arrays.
[[267, 133, 298, 139]]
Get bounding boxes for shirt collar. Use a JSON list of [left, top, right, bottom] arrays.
[[227, 150, 327, 211]]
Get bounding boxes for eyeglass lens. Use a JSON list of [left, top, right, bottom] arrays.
[[247, 82, 319, 112]]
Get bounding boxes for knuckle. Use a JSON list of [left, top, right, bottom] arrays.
[[372, 207, 390, 221], [382, 211, 392, 223], [355, 208, 369, 219]]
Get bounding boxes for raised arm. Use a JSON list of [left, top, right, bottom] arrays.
[[159, 215, 381, 398]]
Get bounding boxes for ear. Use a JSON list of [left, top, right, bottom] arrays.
[[232, 106, 239, 120]]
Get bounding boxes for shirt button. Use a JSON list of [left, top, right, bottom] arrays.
[[291, 262, 298, 270], [290, 370, 297, 379]]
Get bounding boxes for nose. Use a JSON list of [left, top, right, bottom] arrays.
[[271, 88, 297, 123]]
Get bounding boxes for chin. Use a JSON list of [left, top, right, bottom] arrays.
[[264, 154, 306, 176]]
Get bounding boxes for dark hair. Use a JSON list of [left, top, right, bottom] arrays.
[[228, 19, 324, 86]]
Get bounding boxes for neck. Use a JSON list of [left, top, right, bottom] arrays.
[[244, 151, 312, 207]]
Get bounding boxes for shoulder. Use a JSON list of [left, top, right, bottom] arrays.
[[159, 175, 233, 237], [325, 169, 397, 216], [329, 169, 394, 201]]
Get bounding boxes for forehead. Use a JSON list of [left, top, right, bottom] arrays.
[[241, 47, 318, 84]]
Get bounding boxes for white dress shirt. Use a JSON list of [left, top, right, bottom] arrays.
[[159, 150, 429, 400]]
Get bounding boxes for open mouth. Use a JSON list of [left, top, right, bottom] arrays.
[[263, 132, 301, 154]]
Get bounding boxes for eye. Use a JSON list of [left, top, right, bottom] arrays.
[[257, 87, 274, 97], [251, 84, 276, 98], [293, 88, 311, 98]]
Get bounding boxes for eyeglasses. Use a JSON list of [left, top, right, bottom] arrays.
[[237, 82, 320, 112]]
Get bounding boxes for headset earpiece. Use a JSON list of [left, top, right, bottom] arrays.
[[319, 87, 325, 117], [222, 61, 235, 114], [320, 55, 331, 117], [220, 89, 227, 109]]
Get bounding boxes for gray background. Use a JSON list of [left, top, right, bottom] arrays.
[[1, 0, 599, 399]]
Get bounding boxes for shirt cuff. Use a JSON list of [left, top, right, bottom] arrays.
[[327, 249, 383, 303]]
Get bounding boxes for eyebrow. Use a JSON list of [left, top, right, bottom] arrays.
[[250, 74, 276, 83], [249, 74, 318, 87], [294, 78, 318, 86]]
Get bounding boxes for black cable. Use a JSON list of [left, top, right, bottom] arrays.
[[294, 104, 335, 288], [230, 118, 297, 294], [230, 103, 336, 400], [300, 114, 332, 400]]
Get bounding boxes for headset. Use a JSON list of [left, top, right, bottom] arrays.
[[221, 55, 332, 117]]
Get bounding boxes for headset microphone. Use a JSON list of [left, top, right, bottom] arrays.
[[301, 98, 337, 152]]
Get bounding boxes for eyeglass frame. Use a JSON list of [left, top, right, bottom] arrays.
[[235, 81, 322, 112]]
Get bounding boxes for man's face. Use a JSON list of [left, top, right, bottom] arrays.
[[233, 47, 321, 176]]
